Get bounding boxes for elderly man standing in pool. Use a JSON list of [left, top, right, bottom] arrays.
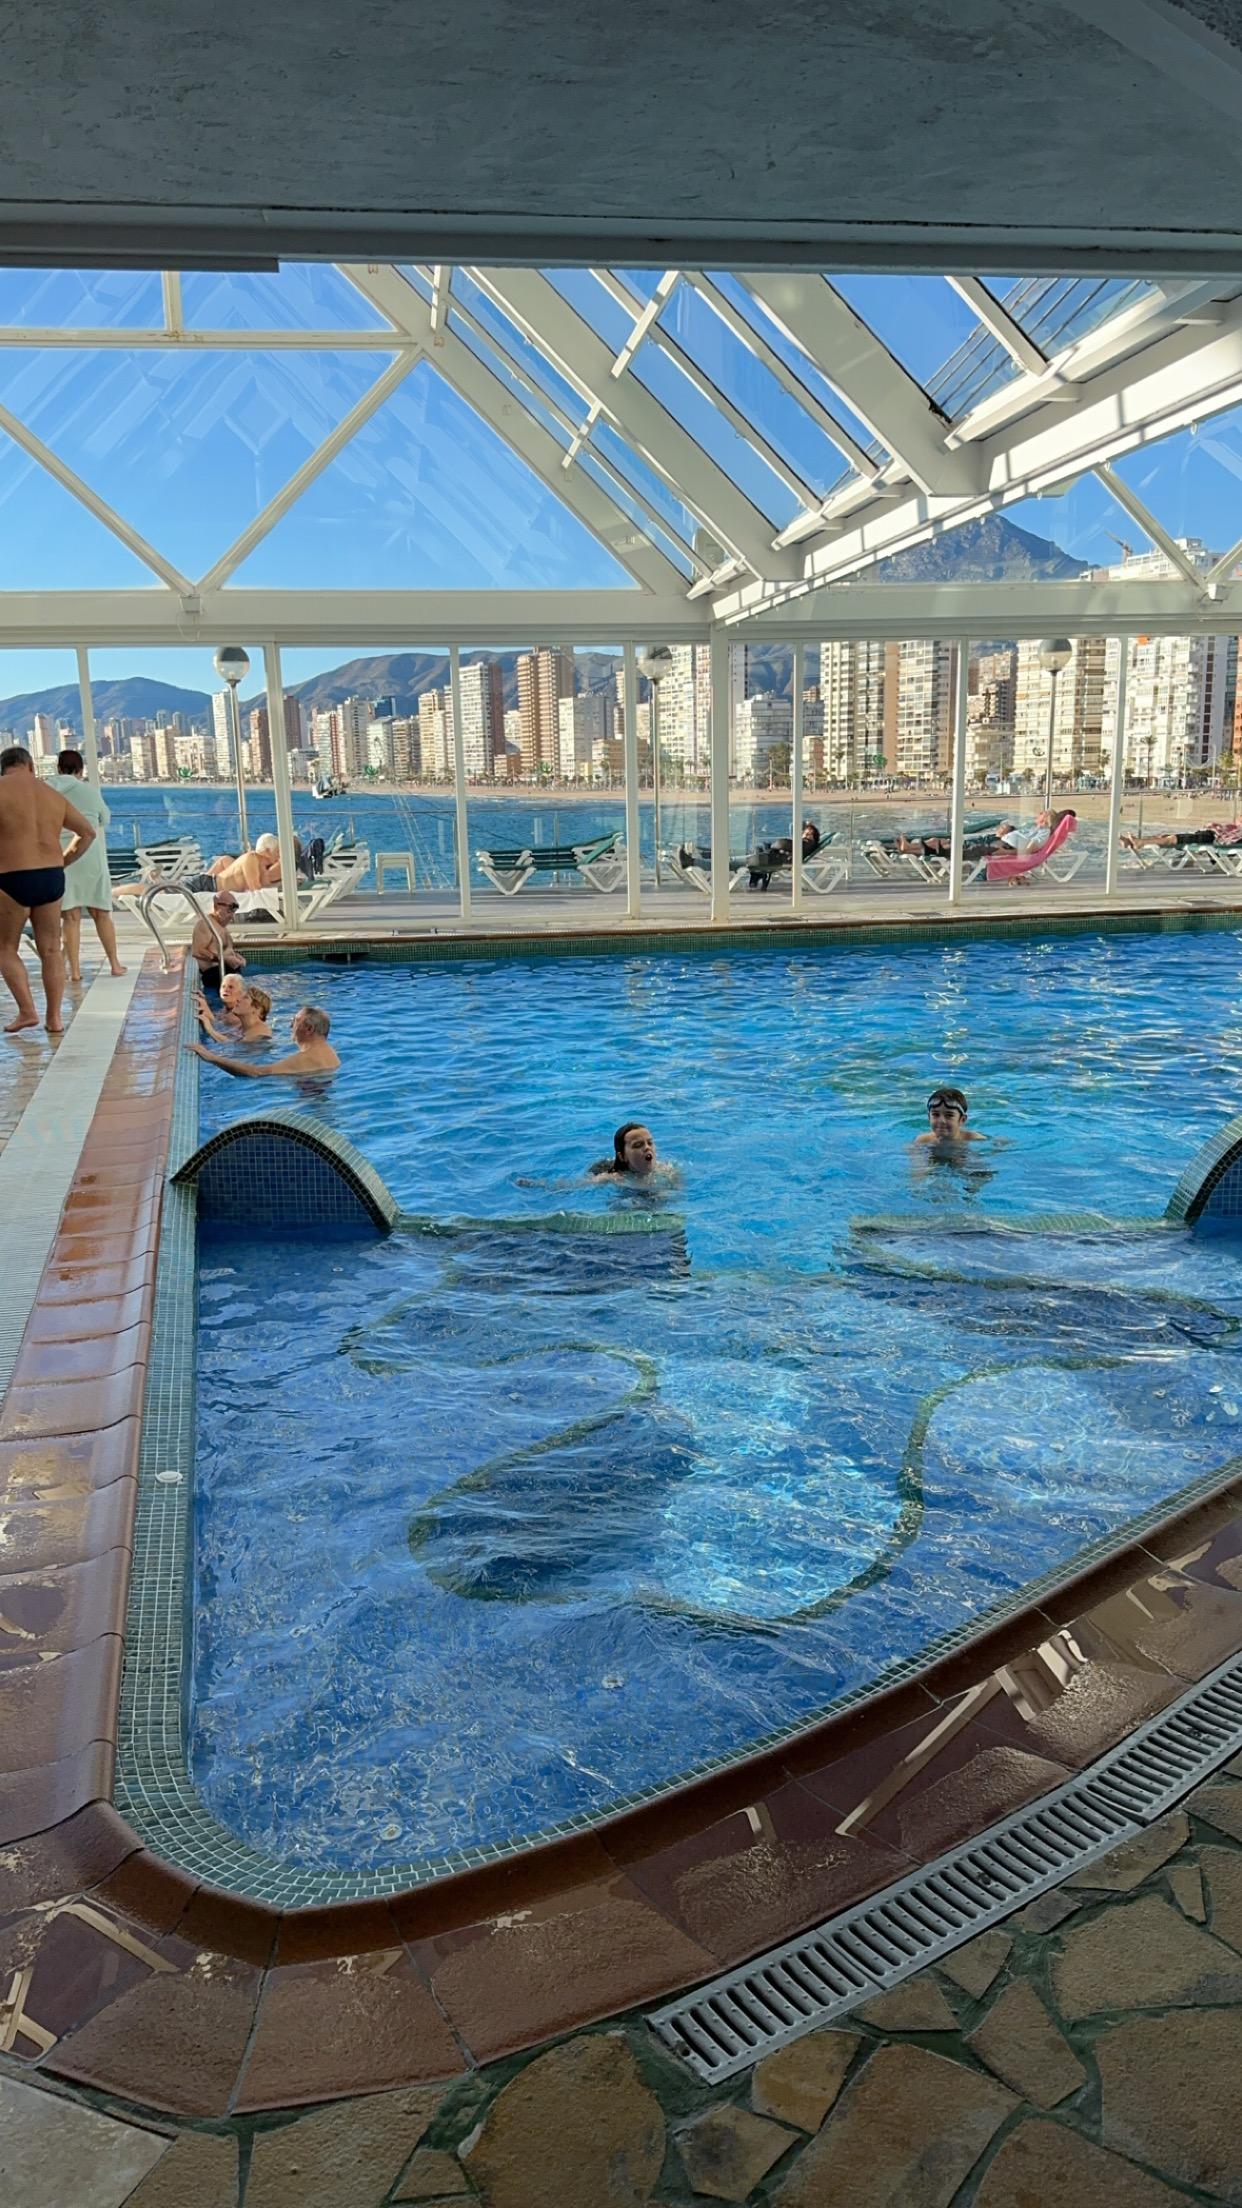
[[0, 745, 96, 1035], [188, 1002, 339, 1080]]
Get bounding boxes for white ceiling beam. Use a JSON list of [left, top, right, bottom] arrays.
[[1208, 532, 1242, 585], [467, 266, 801, 582], [723, 575, 1236, 641], [606, 270, 680, 380], [716, 291, 1242, 614], [0, 588, 711, 648], [0, 397, 189, 593], [0, 328, 414, 350], [430, 265, 449, 343], [685, 273, 879, 481], [740, 274, 977, 495], [160, 271, 183, 336], [341, 263, 688, 597], [1093, 461, 1211, 592], [946, 276, 1048, 378], [197, 351, 423, 591]]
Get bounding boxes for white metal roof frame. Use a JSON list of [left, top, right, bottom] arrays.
[[0, 260, 1240, 650]]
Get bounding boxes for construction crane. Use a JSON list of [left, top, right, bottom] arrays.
[[1103, 531, 1134, 562]]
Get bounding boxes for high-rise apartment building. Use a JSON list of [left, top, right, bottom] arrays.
[[29, 712, 56, 759], [129, 733, 155, 781], [246, 707, 273, 782], [211, 691, 234, 771], [458, 658, 504, 777], [516, 646, 574, 777], [733, 694, 793, 781], [1095, 542, 1233, 780], [556, 692, 610, 781], [1013, 638, 1108, 782], [150, 726, 177, 780], [820, 640, 890, 779], [418, 691, 452, 781]]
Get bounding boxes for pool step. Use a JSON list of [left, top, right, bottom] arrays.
[[649, 1646, 1242, 2083]]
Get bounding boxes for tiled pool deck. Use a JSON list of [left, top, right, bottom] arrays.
[[3, 921, 1242, 2203]]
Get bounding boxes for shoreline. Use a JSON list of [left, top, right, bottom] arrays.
[[105, 781, 1230, 825]]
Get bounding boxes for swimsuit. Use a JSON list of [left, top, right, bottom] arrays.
[[0, 866, 65, 910]]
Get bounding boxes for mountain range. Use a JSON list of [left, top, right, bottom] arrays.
[[0, 515, 1088, 735]]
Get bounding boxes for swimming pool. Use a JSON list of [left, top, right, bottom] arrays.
[[188, 926, 1242, 1877]]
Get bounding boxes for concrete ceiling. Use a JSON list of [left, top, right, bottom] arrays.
[[7, 0, 1242, 270]]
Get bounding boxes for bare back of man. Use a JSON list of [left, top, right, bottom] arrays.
[[0, 749, 96, 1034]]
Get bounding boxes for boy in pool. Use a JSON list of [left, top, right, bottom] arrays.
[[915, 1086, 987, 1147]]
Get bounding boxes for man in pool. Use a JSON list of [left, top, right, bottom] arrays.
[[915, 1086, 987, 1147], [187, 1002, 339, 1080]]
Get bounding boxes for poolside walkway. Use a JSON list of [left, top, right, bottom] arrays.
[[3, 1757, 1242, 2205]]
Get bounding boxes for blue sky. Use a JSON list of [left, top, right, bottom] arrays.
[[0, 266, 1239, 700]]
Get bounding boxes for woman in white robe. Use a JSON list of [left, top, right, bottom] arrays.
[[51, 749, 126, 981]]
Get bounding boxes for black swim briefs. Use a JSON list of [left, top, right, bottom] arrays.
[[0, 866, 66, 911]]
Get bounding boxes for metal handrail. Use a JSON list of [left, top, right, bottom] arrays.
[[131, 882, 225, 976]]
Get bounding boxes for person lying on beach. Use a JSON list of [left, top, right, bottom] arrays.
[[895, 822, 1017, 862], [187, 1002, 338, 1079], [914, 1086, 987, 1147], [1121, 821, 1242, 851], [195, 976, 272, 1043]]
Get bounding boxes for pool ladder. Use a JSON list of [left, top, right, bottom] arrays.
[[129, 884, 226, 976]]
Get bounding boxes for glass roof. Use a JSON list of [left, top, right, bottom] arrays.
[[0, 259, 1232, 616]]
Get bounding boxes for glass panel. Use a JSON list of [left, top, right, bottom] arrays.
[[66, 646, 260, 854], [541, 268, 633, 351], [180, 264, 388, 332], [590, 420, 699, 550], [447, 270, 584, 418], [0, 648, 82, 764], [644, 644, 712, 901], [827, 275, 982, 392], [660, 285, 861, 498], [468, 645, 630, 926], [0, 268, 162, 330], [629, 341, 799, 527], [981, 276, 1156, 355], [865, 476, 1136, 584], [0, 346, 394, 579], [0, 429, 160, 587], [707, 273, 884, 468], [445, 306, 572, 447], [576, 451, 695, 580], [234, 359, 638, 589], [1108, 402, 1242, 573]]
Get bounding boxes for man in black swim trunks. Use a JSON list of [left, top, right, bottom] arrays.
[[0, 746, 96, 1035]]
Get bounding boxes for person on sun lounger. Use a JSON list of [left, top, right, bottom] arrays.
[[1121, 820, 1242, 852]]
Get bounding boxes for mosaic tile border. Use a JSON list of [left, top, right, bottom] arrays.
[[252, 898, 1242, 970], [108, 922, 1242, 1907], [1166, 1111, 1242, 1225], [172, 1109, 399, 1233]]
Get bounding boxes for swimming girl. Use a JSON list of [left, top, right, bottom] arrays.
[[589, 1121, 661, 1180]]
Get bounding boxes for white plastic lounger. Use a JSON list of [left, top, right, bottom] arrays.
[[662, 848, 749, 895], [134, 837, 206, 883]]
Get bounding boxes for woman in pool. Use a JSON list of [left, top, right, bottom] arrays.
[[915, 1086, 987, 1148], [195, 975, 273, 1044], [589, 1121, 662, 1180]]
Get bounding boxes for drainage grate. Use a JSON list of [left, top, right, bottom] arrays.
[[649, 1647, 1242, 2083], [1084, 1651, 1242, 1822]]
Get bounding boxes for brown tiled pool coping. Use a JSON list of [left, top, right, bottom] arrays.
[[3, 950, 1242, 2113]]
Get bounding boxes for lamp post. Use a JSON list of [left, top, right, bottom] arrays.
[[214, 644, 251, 851], [1038, 639, 1073, 813], [638, 645, 673, 888]]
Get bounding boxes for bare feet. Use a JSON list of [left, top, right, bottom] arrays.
[[4, 1013, 39, 1034], [109, 963, 128, 976], [68, 970, 83, 985], [45, 1017, 65, 1034]]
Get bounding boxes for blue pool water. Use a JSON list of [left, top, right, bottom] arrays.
[[191, 928, 1242, 1872]]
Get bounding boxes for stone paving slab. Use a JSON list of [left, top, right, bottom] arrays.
[[0, 2071, 168, 2208]]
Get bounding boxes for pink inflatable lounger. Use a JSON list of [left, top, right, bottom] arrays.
[[985, 811, 1076, 883]]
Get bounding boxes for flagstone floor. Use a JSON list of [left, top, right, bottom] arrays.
[[3, 1760, 1241, 2207]]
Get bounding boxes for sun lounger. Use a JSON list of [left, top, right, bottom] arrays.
[[985, 813, 1082, 883], [134, 836, 206, 884], [475, 829, 625, 896], [239, 846, 371, 925], [663, 847, 751, 895]]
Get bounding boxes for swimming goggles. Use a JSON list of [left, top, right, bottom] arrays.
[[926, 1091, 966, 1116]]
